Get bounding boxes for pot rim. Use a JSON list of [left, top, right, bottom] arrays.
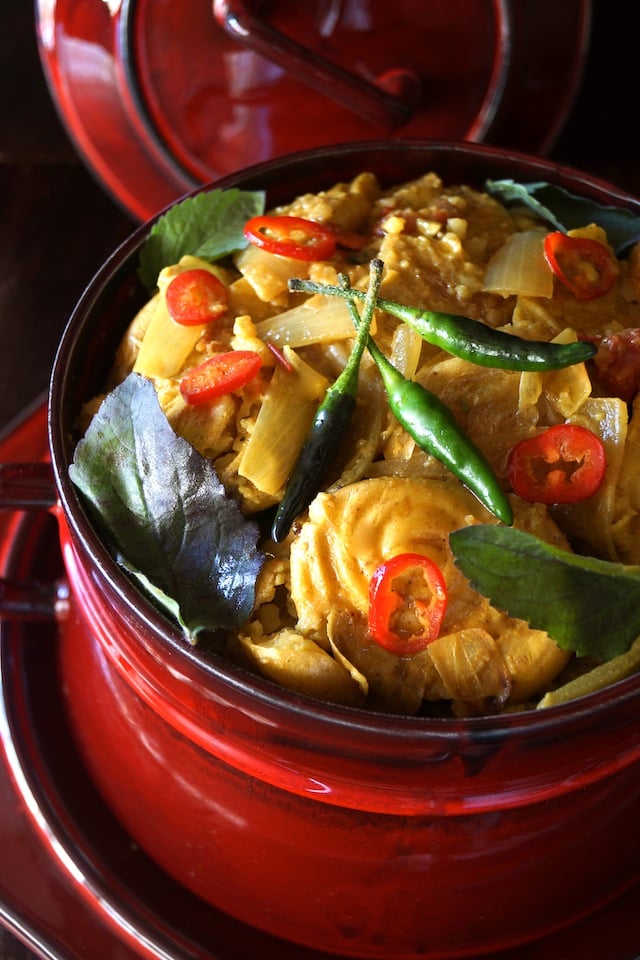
[[47, 138, 640, 742]]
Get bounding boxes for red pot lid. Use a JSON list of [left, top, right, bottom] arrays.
[[36, 0, 591, 221]]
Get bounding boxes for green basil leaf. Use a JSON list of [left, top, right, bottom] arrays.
[[449, 524, 640, 660], [486, 179, 640, 255], [138, 188, 265, 290], [69, 373, 265, 639]]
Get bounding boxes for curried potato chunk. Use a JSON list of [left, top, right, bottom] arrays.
[[287, 477, 571, 713]]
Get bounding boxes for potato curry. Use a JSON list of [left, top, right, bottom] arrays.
[[82, 170, 640, 716]]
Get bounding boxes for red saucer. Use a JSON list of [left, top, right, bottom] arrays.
[[1, 401, 639, 959]]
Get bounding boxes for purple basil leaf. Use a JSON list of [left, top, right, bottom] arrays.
[[69, 373, 264, 639]]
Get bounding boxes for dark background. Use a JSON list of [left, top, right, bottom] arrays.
[[1, 0, 639, 957]]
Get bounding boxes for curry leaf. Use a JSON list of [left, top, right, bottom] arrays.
[[449, 524, 640, 660], [69, 373, 265, 640], [485, 179, 640, 255], [138, 188, 265, 290]]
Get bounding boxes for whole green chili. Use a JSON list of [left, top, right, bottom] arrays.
[[271, 259, 383, 543], [339, 275, 514, 525], [288, 279, 596, 371]]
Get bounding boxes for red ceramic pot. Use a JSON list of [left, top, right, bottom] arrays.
[[10, 142, 640, 958]]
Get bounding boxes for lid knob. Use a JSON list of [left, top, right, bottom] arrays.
[[212, 0, 421, 127]]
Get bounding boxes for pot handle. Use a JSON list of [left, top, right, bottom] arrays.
[[0, 462, 58, 510], [212, 0, 421, 128], [0, 461, 69, 621]]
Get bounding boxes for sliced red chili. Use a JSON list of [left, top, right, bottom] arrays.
[[507, 424, 606, 505], [180, 351, 262, 405], [543, 231, 619, 301], [165, 269, 229, 326], [244, 215, 336, 261], [368, 553, 448, 656]]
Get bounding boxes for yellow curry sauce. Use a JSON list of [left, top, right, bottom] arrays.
[[91, 171, 640, 716]]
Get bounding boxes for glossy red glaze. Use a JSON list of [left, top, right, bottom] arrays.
[[35, 0, 591, 219], [45, 143, 640, 958], [3, 406, 640, 959]]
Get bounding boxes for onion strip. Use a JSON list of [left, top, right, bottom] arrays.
[[483, 229, 554, 299], [237, 347, 329, 495], [134, 257, 223, 378], [255, 295, 356, 347]]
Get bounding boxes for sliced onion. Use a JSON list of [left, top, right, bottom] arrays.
[[390, 322, 423, 379], [235, 243, 310, 301], [237, 347, 328, 496], [255, 294, 356, 347], [483, 229, 554, 299]]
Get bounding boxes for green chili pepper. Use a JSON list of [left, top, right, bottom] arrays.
[[271, 260, 383, 543], [288, 279, 596, 371], [339, 276, 514, 525]]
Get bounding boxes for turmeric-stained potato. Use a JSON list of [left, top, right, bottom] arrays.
[[289, 476, 571, 713], [229, 628, 365, 707]]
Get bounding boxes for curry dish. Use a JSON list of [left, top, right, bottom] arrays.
[[84, 171, 640, 716]]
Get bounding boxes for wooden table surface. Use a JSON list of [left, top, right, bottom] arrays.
[[1, 1, 639, 957]]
